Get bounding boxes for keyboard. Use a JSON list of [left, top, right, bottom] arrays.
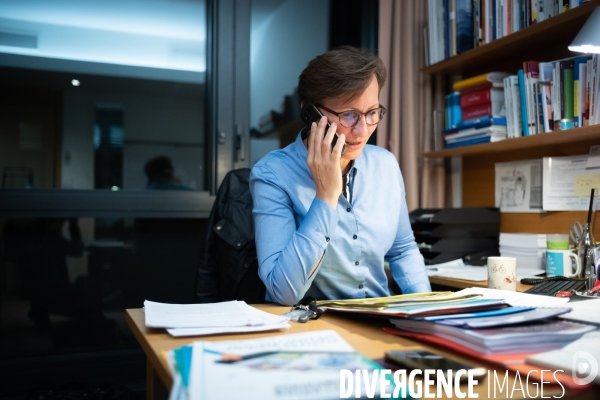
[[523, 278, 587, 296]]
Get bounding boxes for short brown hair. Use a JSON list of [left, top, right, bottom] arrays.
[[298, 46, 387, 105]]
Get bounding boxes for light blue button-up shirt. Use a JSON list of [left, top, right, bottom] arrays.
[[250, 133, 431, 305]]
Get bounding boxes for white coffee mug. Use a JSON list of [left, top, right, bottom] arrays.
[[487, 257, 517, 291], [546, 249, 581, 278]]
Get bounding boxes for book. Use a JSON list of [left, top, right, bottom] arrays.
[[450, 0, 458, 56], [584, 58, 592, 126], [456, 0, 474, 54], [592, 54, 600, 125], [591, 55, 598, 125], [444, 133, 506, 148], [552, 59, 562, 128], [509, 75, 522, 137], [474, 0, 482, 47], [459, 87, 504, 107], [573, 56, 588, 127], [561, 58, 575, 123], [461, 101, 504, 120], [495, 0, 503, 38], [444, 125, 507, 142], [458, 81, 494, 93], [442, 115, 507, 133], [428, 0, 447, 65], [453, 71, 510, 91], [517, 69, 529, 136], [503, 77, 515, 138], [445, 92, 462, 128], [445, 0, 452, 59], [523, 60, 540, 135], [538, 62, 554, 133]]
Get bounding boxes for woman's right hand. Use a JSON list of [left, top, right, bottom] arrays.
[[306, 116, 346, 209]]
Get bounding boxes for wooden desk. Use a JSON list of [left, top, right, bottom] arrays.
[[429, 276, 533, 292], [126, 305, 597, 400]]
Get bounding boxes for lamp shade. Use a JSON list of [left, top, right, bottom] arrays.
[[569, 7, 600, 53]]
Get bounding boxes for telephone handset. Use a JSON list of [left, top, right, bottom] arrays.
[[299, 103, 346, 155]]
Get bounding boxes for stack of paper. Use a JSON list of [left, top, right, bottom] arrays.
[[389, 318, 593, 354], [144, 300, 290, 337], [426, 259, 544, 281], [166, 330, 387, 400], [499, 233, 546, 272], [315, 291, 507, 318], [387, 288, 594, 355]]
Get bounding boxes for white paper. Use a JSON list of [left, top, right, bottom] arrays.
[[189, 331, 382, 400], [526, 331, 600, 384], [558, 299, 600, 325], [203, 330, 355, 356], [427, 260, 544, 281], [455, 287, 570, 308], [495, 159, 543, 212], [167, 322, 291, 337], [543, 155, 600, 211], [586, 145, 600, 170], [144, 300, 288, 329]]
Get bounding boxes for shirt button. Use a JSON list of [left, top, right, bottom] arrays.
[[358, 284, 364, 289], [325, 236, 330, 242], [346, 207, 351, 212], [353, 234, 357, 240], [355, 261, 359, 266]]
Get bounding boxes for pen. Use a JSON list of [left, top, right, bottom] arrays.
[[214, 351, 278, 363]]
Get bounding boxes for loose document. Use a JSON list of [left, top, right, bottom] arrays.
[[143, 300, 290, 337], [186, 330, 383, 400]]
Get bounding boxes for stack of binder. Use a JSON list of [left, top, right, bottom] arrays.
[[410, 208, 500, 265]]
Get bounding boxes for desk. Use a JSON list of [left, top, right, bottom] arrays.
[[126, 305, 597, 400]]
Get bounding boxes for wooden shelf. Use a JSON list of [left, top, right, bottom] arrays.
[[424, 124, 600, 158], [422, 0, 600, 77]]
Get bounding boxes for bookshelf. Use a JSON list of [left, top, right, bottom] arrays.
[[424, 124, 600, 158], [422, 1, 600, 238], [423, 0, 600, 77]]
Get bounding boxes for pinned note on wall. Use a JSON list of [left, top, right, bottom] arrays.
[[573, 175, 600, 197]]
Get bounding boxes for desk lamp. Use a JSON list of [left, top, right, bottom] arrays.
[[569, 7, 600, 53]]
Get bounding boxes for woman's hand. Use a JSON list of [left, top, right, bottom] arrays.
[[306, 116, 346, 209]]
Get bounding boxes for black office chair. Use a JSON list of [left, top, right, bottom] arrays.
[[195, 168, 266, 303]]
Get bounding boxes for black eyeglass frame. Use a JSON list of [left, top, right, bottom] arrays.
[[316, 104, 387, 128]]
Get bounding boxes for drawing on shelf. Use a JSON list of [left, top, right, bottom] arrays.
[[495, 159, 543, 213]]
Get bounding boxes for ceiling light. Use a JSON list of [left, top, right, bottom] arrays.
[[71, 79, 80, 86]]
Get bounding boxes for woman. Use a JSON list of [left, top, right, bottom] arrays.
[[250, 46, 431, 305]]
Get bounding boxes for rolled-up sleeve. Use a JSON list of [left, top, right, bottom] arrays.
[[250, 165, 340, 305], [385, 170, 431, 294]]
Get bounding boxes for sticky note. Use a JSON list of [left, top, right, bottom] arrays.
[[574, 175, 600, 196]]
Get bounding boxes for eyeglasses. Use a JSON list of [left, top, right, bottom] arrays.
[[317, 104, 387, 128]]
